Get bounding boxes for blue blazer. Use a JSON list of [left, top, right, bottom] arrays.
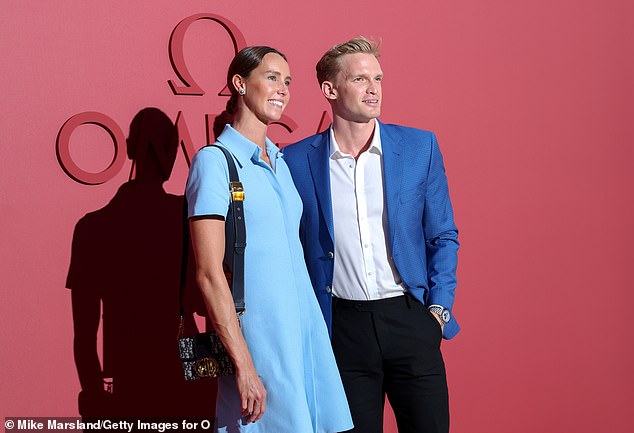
[[283, 121, 460, 339]]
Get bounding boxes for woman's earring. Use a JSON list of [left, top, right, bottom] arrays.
[[239, 89, 245, 95]]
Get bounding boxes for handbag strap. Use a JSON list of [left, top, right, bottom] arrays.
[[214, 145, 246, 314], [179, 145, 246, 326]]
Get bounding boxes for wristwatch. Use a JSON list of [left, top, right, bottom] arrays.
[[428, 305, 451, 324]]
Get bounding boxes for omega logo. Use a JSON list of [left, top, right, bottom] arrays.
[[56, 13, 330, 185], [167, 13, 246, 96]]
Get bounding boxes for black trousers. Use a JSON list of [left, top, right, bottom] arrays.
[[332, 295, 449, 433]]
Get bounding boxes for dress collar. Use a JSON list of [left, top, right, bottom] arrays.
[[216, 124, 282, 166]]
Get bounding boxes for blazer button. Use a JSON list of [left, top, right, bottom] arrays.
[[327, 251, 334, 259], [325, 285, 332, 293]]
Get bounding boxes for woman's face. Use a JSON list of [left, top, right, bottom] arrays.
[[239, 53, 291, 125]]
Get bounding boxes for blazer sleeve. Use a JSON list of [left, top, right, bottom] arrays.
[[423, 133, 459, 310]]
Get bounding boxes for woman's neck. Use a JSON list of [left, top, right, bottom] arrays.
[[232, 111, 267, 151]]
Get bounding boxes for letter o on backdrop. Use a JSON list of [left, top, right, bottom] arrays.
[[56, 112, 126, 185]]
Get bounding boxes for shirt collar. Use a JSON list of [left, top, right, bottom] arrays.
[[329, 119, 382, 159], [216, 124, 282, 165]]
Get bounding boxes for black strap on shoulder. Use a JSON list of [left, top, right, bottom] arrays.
[[213, 145, 246, 314], [179, 145, 246, 321]]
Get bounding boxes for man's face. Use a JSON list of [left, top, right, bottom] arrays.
[[328, 53, 383, 123]]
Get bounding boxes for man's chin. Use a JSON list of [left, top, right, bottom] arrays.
[[365, 110, 380, 122], [362, 115, 379, 124], [350, 113, 379, 124]]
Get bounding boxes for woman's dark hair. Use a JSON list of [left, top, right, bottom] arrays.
[[226, 46, 287, 114]]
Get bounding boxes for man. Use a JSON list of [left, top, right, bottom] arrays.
[[283, 37, 459, 433]]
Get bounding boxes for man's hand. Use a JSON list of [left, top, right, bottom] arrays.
[[430, 311, 445, 334]]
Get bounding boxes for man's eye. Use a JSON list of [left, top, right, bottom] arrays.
[[268, 76, 277, 81]]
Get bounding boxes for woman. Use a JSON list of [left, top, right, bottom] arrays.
[[186, 46, 353, 433]]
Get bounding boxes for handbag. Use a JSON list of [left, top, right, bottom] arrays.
[[177, 145, 246, 380]]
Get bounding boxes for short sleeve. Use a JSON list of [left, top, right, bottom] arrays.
[[185, 147, 231, 219], [66, 218, 92, 291]]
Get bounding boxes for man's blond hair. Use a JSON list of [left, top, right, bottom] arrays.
[[316, 36, 380, 85]]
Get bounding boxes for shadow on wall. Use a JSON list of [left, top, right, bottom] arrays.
[[66, 108, 215, 419]]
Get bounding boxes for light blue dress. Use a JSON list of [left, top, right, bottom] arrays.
[[186, 125, 353, 433]]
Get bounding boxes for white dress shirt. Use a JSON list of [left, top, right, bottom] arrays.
[[329, 120, 405, 300]]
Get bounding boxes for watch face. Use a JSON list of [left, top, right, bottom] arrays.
[[441, 310, 451, 323]]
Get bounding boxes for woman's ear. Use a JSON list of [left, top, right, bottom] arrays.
[[232, 74, 245, 95]]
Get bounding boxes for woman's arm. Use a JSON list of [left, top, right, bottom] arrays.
[[189, 216, 266, 423]]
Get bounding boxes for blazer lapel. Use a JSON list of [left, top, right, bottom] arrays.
[[307, 132, 335, 242], [380, 122, 404, 250]]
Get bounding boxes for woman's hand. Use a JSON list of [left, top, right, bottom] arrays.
[[236, 364, 266, 423]]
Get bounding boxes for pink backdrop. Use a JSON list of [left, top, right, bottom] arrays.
[[2, 1, 633, 431]]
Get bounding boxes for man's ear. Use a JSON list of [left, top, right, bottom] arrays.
[[321, 80, 337, 100]]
